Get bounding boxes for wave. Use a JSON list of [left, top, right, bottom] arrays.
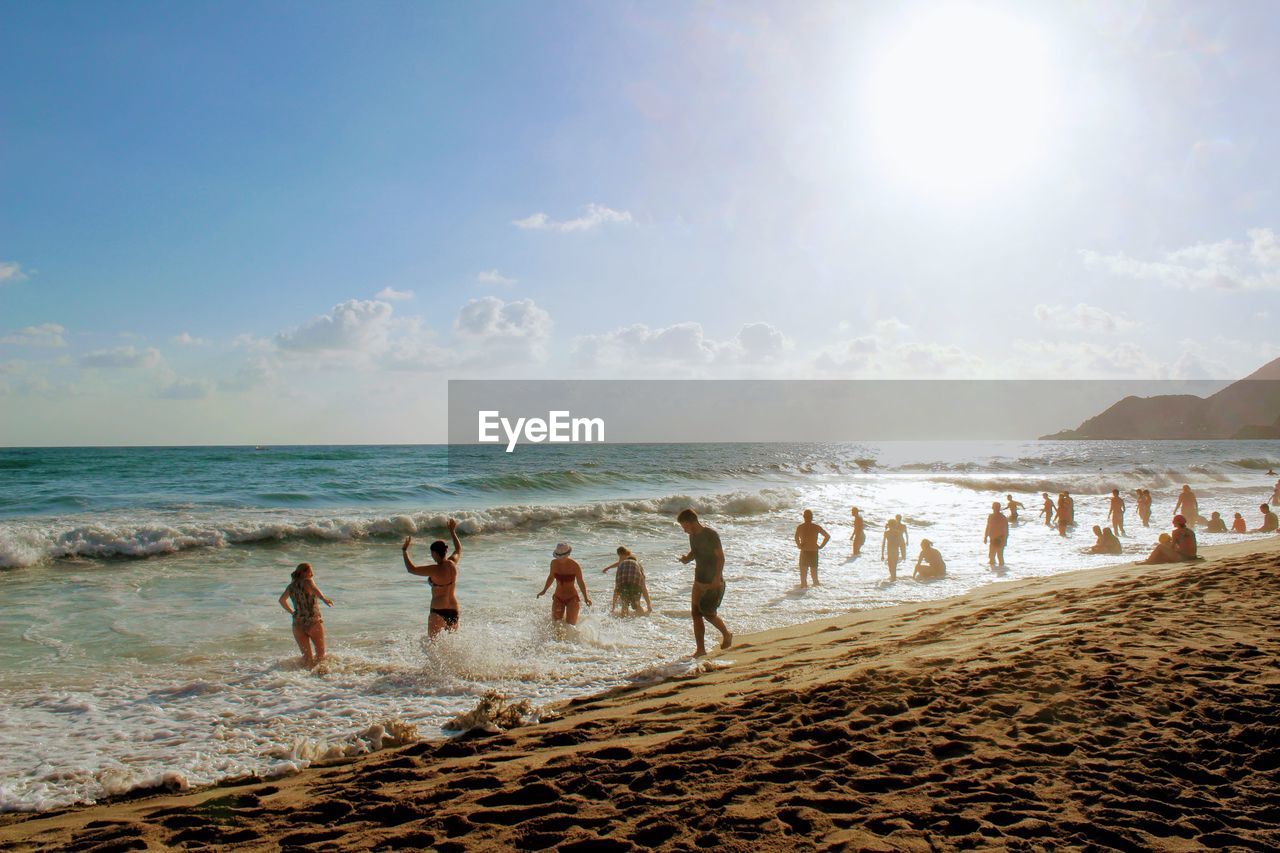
[[0, 488, 796, 569], [926, 466, 1265, 496]]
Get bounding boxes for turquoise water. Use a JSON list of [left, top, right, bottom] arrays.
[[1, 441, 1277, 810]]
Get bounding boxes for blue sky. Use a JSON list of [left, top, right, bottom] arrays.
[[2, 0, 1278, 444]]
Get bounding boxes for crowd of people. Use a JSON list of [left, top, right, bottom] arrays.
[[276, 481, 1280, 667]]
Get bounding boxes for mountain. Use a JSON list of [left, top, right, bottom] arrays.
[[1042, 357, 1280, 440]]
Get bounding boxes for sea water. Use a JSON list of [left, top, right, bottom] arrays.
[[1, 441, 1277, 811]]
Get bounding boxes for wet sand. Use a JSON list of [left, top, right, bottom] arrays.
[[4, 537, 1279, 851]]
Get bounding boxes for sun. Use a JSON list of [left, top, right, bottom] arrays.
[[863, 3, 1056, 197]]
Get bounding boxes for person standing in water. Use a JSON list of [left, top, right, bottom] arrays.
[[278, 563, 334, 668], [849, 507, 866, 559], [1005, 495, 1025, 524], [1108, 488, 1127, 537], [1174, 485, 1201, 526], [602, 546, 651, 616], [403, 519, 462, 638], [913, 539, 946, 580], [677, 508, 732, 657], [1039, 492, 1055, 527], [1136, 489, 1152, 527], [894, 514, 909, 561], [538, 542, 591, 625], [1056, 492, 1074, 536], [793, 509, 831, 587], [880, 518, 904, 582], [984, 501, 1009, 568]]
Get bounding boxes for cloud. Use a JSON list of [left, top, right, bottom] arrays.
[[157, 378, 212, 400], [219, 357, 277, 392], [78, 346, 162, 369], [375, 287, 414, 301], [0, 261, 27, 284], [0, 323, 67, 347], [573, 321, 789, 368], [814, 318, 983, 377], [275, 299, 394, 354], [1033, 303, 1135, 334], [1081, 227, 1280, 291], [476, 269, 517, 286], [513, 203, 633, 233], [454, 297, 553, 367], [171, 332, 206, 346]]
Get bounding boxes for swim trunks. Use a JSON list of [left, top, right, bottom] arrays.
[[429, 608, 460, 630], [697, 582, 725, 617], [798, 551, 819, 571]]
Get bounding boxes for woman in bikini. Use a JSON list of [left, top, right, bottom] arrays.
[[402, 518, 462, 638], [538, 542, 591, 625], [278, 563, 334, 668]]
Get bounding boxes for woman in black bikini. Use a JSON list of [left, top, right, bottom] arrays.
[[402, 518, 462, 638], [537, 542, 591, 625], [278, 562, 334, 668]]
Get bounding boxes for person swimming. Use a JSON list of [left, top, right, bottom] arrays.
[[278, 562, 334, 668], [402, 518, 462, 638], [538, 542, 591, 625]]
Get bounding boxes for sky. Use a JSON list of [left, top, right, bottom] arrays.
[[2, 0, 1278, 445]]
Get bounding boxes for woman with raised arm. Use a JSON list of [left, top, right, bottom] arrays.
[[402, 518, 462, 638], [278, 563, 334, 668]]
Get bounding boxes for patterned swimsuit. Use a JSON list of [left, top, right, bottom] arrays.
[[288, 581, 322, 629]]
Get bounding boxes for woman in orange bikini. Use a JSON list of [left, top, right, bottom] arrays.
[[537, 542, 592, 625], [402, 518, 462, 638]]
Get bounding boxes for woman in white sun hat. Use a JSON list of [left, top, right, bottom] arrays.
[[537, 542, 592, 625]]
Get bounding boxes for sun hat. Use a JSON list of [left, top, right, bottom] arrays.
[[553, 542, 572, 557]]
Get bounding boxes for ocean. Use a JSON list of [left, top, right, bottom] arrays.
[[1, 440, 1277, 811]]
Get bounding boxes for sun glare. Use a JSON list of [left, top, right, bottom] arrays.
[[864, 3, 1056, 198]]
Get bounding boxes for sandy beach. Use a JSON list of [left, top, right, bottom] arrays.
[[4, 536, 1279, 851]]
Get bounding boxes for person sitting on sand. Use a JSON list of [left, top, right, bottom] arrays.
[[1139, 533, 1182, 565], [1254, 503, 1279, 533], [403, 519, 462, 638], [1205, 512, 1228, 533], [984, 501, 1009, 568], [1108, 488, 1127, 537], [913, 539, 946, 580], [1006, 495, 1024, 524], [1174, 485, 1202, 526], [1171, 515, 1197, 560], [1089, 525, 1122, 555], [677, 508, 732, 658], [849, 506, 866, 559], [278, 562, 334, 668], [538, 542, 592, 626], [603, 546, 651, 616], [1040, 492, 1055, 527], [1232, 512, 1247, 533], [794, 509, 830, 588], [1136, 489, 1152, 528]]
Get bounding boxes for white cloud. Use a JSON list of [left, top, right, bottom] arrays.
[[219, 357, 277, 392], [573, 321, 789, 368], [476, 269, 518, 286], [275, 299, 394, 354], [171, 332, 206, 346], [513, 203, 633, 233], [1, 323, 67, 347], [1081, 227, 1280, 291], [453, 297, 553, 367], [814, 318, 983, 377], [157, 378, 212, 400], [0, 261, 27, 284], [78, 346, 162, 369], [1033, 303, 1135, 334], [375, 287, 414, 301]]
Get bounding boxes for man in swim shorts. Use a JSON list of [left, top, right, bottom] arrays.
[[677, 508, 732, 658], [984, 501, 1009, 568], [793, 509, 830, 588]]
